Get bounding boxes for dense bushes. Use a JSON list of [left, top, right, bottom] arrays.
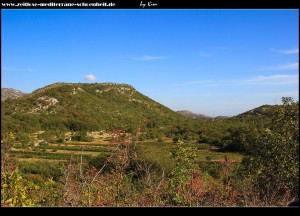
[[1, 94, 298, 206], [237, 97, 299, 198], [18, 162, 63, 179], [1, 128, 297, 206]]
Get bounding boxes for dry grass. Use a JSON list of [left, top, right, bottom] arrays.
[[16, 158, 65, 163]]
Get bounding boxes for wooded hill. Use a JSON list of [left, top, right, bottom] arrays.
[[1, 82, 287, 152], [1, 82, 192, 133]]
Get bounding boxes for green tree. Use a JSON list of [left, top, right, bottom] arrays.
[[169, 140, 197, 205], [16, 132, 33, 147], [1, 132, 15, 172], [238, 97, 299, 198]]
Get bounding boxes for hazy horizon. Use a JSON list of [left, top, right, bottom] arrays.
[[2, 10, 299, 116]]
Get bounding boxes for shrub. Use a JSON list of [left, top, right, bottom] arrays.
[[238, 97, 299, 198]]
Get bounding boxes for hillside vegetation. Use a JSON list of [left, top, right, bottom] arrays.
[[1, 82, 190, 134], [1, 83, 298, 207]]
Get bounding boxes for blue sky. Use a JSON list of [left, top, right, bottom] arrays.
[[2, 9, 299, 116]]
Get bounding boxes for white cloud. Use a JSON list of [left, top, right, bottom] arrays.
[[262, 62, 299, 71], [252, 91, 299, 98], [132, 55, 165, 61], [175, 74, 298, 88], [172, 80, 212, 87], [84, 74, 96, 81], [198, 52, 213, 58], [2, 67, 20, 72], [240, 74, 299, 86], [271, 48, 299, 55], [210, 46, 231, 50], [3, 66, 35, 72]]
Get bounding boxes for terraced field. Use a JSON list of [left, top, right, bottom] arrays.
[[10, 137, 243, 178], [12, 142, 112, 163]]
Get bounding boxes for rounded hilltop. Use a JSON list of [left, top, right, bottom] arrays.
[[32, 82, 136, 95]]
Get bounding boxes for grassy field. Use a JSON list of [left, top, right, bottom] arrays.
[[11, 140, 244, 178], [134, 142, 243, 173], [11, 141, 243, 163]]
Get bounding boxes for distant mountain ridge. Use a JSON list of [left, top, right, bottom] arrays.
[[177, 110, 212, 120], [1, 83, 283, 134], [1, 88, 26, 101]]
